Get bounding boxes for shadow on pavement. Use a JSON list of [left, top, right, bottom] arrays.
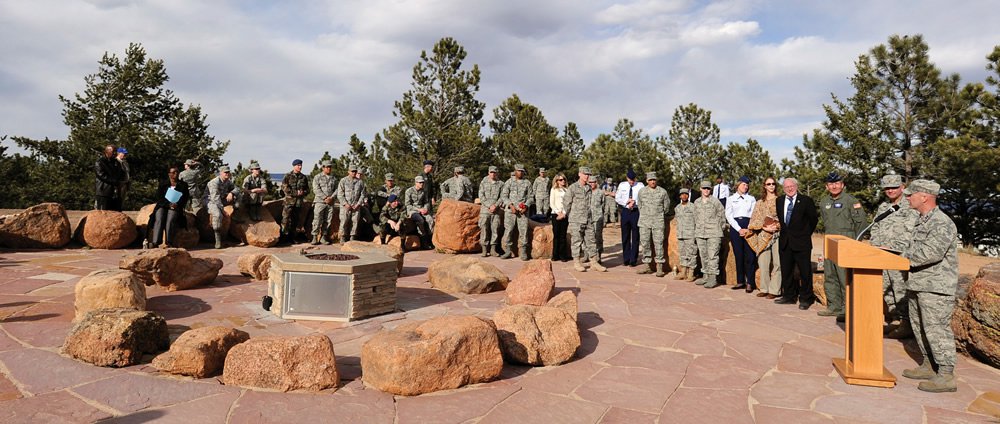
[[575, 311, 606, 360], [147, 294, 212, 320], [0, 313, 60, 323]]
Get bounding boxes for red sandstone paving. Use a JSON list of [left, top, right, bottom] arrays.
[[750, 372, 836, 410], [598, 407, 659, 423], [606, 344, 693, 374], [0, 372, 22, 401], [0, 389, 112, 423], [660, 388, 754, 424], [105, 391, 242, 424], [603, 323, 683, 349], [394, 384, 520, 424], [777, 342, 841, 375], [573, 366, 683, 413], [671, 326, 726, 356], [682, 355, 765, 389], [752, 405, 837, 423], [478, 389, 608, 424], [814, 393, 926, 423], [71, 373, 236, 414], [923, 405, 998, 423], [0, 348, 121, 395]]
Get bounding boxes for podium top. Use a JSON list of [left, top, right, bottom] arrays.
[[824, 235, 909, 271]]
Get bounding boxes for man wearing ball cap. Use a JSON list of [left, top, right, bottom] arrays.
[[280, 159, 310, 244]]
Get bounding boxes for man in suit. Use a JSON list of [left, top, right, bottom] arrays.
[[773, 177, 819, 309], [615, 169, 644, 266]]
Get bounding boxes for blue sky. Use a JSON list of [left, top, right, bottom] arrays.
[[1, 0, 998, 173]]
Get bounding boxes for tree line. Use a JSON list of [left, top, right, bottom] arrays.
[[2, 36, 997, 252]]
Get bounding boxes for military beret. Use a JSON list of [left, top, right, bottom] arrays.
[[881, 174, 902, 188], [587, 175, 598, 183], [454, 166, 464, 173], [218, 165, 231, 173], [579, 166, 592, 175], [292, 159, 303, 166], [387, 194, 398, 202], [423, 159, 435, 166], [116, 147, 128, 154], [249, 161, 261, 170], [515, 163, 526, 171], [825, 171, 843, 183], [645, 171, 657, 181], [320, 160, 332, 168], [679, 188, 690, 194], [488, 166, 498, 173], [385, 173, 395, 181], [738, 176, 751, 184], [904, 179, 940, 196], [700, 180, 712, 189], [414, 175, 425, 183]]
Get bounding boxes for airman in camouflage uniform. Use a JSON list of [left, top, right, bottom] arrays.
[[561, 167, 605, 272], [179, 159, 204, 213], [694, 180, 727, 288], [500, 164, 534, 260], [602, 177, 618, 224], [898, 179, 959, 393], [405, 175, 434, 249], [588, 175, 606, 256], [674, 188, 697, 281], [206, 165, 240, 249], [636, 172, 671, 277], [441, 166, 475, 203], [280, 159, 310, 243], [374, 173, 403, 214], [478, 166, 504, 256], [871, 174, 919, 338], [533, 168, 551, 216], [311, 160, 337, 245], [337, 164, 367, 243], [817, 172, 868, 320], [378, 194, 407, 246], [241, 161, 269, 221]]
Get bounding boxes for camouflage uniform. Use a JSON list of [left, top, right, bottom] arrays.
[[636, 176, 670, 269], [674, 196, 698, 270], [179, 165, 204, 212], [902, 181, 959, 390], [337, 174, 367, 242], [241, 170, 269, 221], [478, 170, 504, 254], [206, 174, 239, 230], [693, 187, 726, 286], [564, 178, 594, 260], [404, 183, 434, 238], [441, 171, 475, 203], [818, 187, 868, 314], [375, 182, 403, 213], [871, 176, 919, 323], [280, 171, 310, 237], [378, 201, 406, 241], [590, 182, 606, 255], [602, 180, 618, 224], [533, 173, 551, 216], [311, 170, 337, 242], [501, 172, 534, 259]]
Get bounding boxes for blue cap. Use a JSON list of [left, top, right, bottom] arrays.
[[292, 159, 303, 166], [825, 171, 843, 183], [626, 169, 637, 180], [387, 194, 398, 202], [738, 176, 751, 184], [423, 159, 435, 166], [116, 147, 128, 154]]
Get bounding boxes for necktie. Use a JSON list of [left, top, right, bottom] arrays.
[[628, 185, 633, 199], [785, 197, 794, 225]]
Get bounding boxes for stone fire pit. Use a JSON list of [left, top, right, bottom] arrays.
[[267, 250, 397, 322]]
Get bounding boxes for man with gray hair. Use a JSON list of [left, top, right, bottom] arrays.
[[337, 164, 365, 243], [899, 179, 959, 393], [774, 177, 818, 308], [311, 160, 337, 245]]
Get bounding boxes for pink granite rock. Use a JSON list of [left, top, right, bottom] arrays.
[[134, 204, 199, 249], [546, 290, 578, 318], [493, 304, 580, 366], [361, 315, 503, 395], [222, 333, 339, 392], [431, 199, 482, 253], [73, 269, 146, 322], [428, 256, 509, 294], [77, 210, 137, 249], [237, 253, 272, 281], [0, 203, 72, 249], [153, 326, 250, 378], [505, 259, 555, 306], [227, 205, 280, 247], [62, 308, 169, 367], [119, 248, 222, 291]]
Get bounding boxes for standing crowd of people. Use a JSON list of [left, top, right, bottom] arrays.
[[97, 150, 961, 393]]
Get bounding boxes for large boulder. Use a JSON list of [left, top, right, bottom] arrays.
[[493, 303, 580, 366], [0, 203, 72, 249], [505, 259, 555, 306], [74, 269, 146, 322], [341, 241, 404, 275], [134, 204, 199, 249], [428, 256, 509, 294], [431, 199, 482, 253], [195, 206, 231, 243], [223, 333, 339, 392], [227, 205, 281, 247], [153, 326, 250, 378], [374, 233, 421, 251], [953, 263, 1000, 368], [527, 220, 556, 259], [237, 253, 272, 281], [361, 315, 503, 396], [547, 290, 578, 317], [119, 248, 223, 291], [62, 308, 169, 367], [76, 210, 137, 249]]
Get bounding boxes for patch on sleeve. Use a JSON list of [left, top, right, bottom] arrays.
[[853, 203, 862, 209]]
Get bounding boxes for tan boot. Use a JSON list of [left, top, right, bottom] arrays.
[[886, 319, 914, 339], [636, 263, 653, 274], [573, 259, 587, 272], [655, 263, 666, 277], [590, 257, 607, 272], [684, 267, 697, 282], [918, 371, 957, 393], [902, 361, 935, 380]]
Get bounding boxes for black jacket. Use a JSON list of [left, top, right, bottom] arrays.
[[148, 179, 191, 230], [95, 156, 124, 197], [776, 193, 818, 252]]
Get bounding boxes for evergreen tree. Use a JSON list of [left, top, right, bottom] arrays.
[[719, 138, 780, 188], [488, 94, 574, 177], [660, 103, 724, 186], [560, 122, 585, 162], [581, 118, 672, 187]]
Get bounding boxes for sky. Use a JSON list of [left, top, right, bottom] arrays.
[[1, 0, 998, 173]]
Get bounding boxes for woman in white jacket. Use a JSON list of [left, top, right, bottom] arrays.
[[549, 173, 569, 261]]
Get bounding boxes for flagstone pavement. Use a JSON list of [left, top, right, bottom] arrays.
[[1, 235, 999, 423]]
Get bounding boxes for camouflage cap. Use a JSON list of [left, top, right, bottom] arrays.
[[606, 177, 613, 183], [514, 163, 526, 171], [218, 165, 231, 173], [454, 166, 465, 173], [488, 166, 498, 173], [645, 171, 657, 181], [249, 161, 261, 170], [320, 160, 332, 168], [903, 179, 940, 196], [385, 173, 395, 181], [679, 188, 690, 194], [349, 163, 358, 172], [184, 159, 198, 166], [881, 174, 902, 188], [700, 180, 712, 189], [579, 166, 592, 175], [587, 175, 598, 183], [538, 167, 546, 173], [414, 175, 425, 183]]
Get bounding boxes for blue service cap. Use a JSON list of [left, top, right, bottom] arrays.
[[626, 169, 637, 180], [116, 147, 128, 154], [292, 159, 303, 166], [387, 194, 398, 202], [738, 176, 751, 184]]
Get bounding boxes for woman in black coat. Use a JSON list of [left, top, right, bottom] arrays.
[[146, 166, 190, 248]]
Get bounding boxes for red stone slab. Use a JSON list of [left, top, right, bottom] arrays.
[[0, 348, 120, 395], [671, 327, 726, 356], [606, 345, 692, 373], [574, 366, 683, 413], [0, 372, 23, 401], [106, 391, 241, 424], [660, 388, 753, 424], [749, 372, 835, 410], [3, 320, 73, 349], [72, 373, 235, 413], [0, 390, 111, 422], [228, 387, 395, 423], [814, 393, 924, 423], [599, 407, 659, 423], [394, 384, 520, 424], [753, 405, 835, 423], [604, 324, 683, 349], [517, 360, 605, 395], [0, 279, 61, 295], [478, 389, 607, 424], [777, 342, 838, 376], [682, 355, 764, 389]]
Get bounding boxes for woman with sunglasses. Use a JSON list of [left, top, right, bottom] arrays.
[[549, 173, 570, 261], [746, 176, 782, 298], [145, 166, 190, 248]]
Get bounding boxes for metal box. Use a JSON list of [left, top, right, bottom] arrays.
[[282, 271, 351, 321]]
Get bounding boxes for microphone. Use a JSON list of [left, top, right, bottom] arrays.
[[857, 204, 901, 240]]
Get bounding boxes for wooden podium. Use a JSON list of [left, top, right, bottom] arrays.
[[824, 235, 909, 388]]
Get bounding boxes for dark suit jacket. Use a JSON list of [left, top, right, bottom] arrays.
[[776, 193, 818, 252]]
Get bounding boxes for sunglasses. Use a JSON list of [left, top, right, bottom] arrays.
[[764, 182, 776, 186]]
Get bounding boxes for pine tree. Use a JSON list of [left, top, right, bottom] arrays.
[[581, 119, 672, 187], [660, 103, 724, 186], [488, 94, 574, 177]]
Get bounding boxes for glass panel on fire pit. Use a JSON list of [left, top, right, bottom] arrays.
[[283, 271, 351, 320]]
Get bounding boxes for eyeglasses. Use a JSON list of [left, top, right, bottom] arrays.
[[764, 183, 775, 186], [556, 178, 565, 181]]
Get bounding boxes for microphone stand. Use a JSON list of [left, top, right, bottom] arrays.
[[856, 204, 901, 241]]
